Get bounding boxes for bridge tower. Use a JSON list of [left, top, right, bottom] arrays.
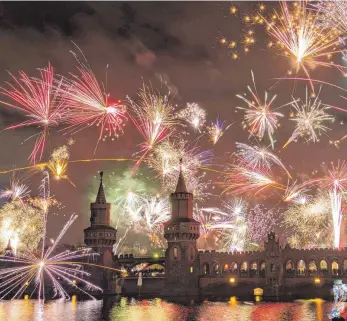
[[163, 159, 200, 296], [84, 171, 117, 268], [264, 231, 284, 297]]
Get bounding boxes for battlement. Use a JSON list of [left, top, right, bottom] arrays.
[[198, 250, 263, 258]]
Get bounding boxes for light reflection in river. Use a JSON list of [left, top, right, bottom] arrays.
[[0, 297, 337, 321]]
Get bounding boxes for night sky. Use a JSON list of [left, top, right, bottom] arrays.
[[0, 2, 346, 247]]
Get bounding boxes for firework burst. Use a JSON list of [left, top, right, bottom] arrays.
[[176, 102, 206, 132], [0, 64, 66, 164], [283, 191, 331, 248], [63, 59, 127, 150], [235, 142, 291, 178], [222, 162, 279, 196], [284, 89, 334, 148], [0, 214, 103, 300], [0, 176, 30, 204], [264, 1, 345, 89], [127, 84, 176, 166], [237, 71, 288, 148], [206, 117, 232, 145], [147, 139, 213, 199]]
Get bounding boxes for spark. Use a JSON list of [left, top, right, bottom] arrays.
[[46, 144, 75, 186], [222, 162, 279, 196], [0, 176, 30, 203], [0, 64, 66, 164], [0, 214, 103, 300], [284, 88, 334, 148], [237, 71, 289, 148], [264, 1, 345, 90], [283, 192, 332, 249], [283, 181, 310, 204], [0, 200, 44, 253], [314, 1, 347, 39], [212, 201, 276, 252], [146, 139, 213, 200], [235, 142, 291, 178], [206, 117, 232, 144], [330, 189, 342, 248], [176, 102, 206, 132], [127, 84, 176, 166], [319, 160, 347, 194], [62, 57, 127, 150]]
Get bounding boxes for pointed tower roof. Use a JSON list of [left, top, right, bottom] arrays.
[[96, 171, 106, 204], [174, 158, 188, 193], [5, 239, 12, 251]]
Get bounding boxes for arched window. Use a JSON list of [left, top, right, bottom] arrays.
[[173, 248, 178, 259], [320, 259, 328, 276], [213, 263, 220, 275], [241, 261, 248, 271], [308, 261, 317, 275], [240, 262, 248, 276], [260, 262, 265, 277], [250, 262, 258, 277], [230, 262, 238, 275], [343, 260, 347, 275], [202, 263, 210, 275], [285, 260, 294, 272], [171, 247, 181, 261], [260, 262, 265, 271], [297, 260, 306, 276], [223, 264, 229, 274], [332, 260, 339, 277]]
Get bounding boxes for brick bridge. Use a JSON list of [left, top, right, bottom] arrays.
[[117, 232, 347, 297]]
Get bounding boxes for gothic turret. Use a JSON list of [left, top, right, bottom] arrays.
[[5, 239, 13, 257], [163, 159, 200, 296], [84, 171, 116, 267]]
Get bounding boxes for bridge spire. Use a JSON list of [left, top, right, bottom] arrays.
[[175, 158, 188, 193], [96, 171, 106, 204]]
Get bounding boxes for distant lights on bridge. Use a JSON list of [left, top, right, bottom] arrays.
[[314, 277, 321, 284]]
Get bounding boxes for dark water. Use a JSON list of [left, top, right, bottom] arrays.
[[0, 297, 340, 321]]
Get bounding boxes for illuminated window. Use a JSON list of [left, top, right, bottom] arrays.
[[190, 266, 194, 273], [241, 261, 248, 271], [173, 248, 178, 260], [320, 259, 328, 270]]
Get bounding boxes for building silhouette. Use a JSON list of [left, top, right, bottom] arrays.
[[86, 167, 347, 298]]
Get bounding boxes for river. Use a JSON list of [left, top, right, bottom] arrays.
[[0, 297, 339, 321]]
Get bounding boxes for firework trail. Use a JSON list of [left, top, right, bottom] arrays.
[[283, 191, 331, 249], [237, 71, 291, 148], [283, 180, 311, 204], [222, 162, 280, 196], [0, 175, 30, 204], [235, 142, 291, 178], [284, 88, 334, 148], [330, 189, 342, 248], [314, 0, 347, 39], [62, 56, 127, 152], [176, 102, 206, 132], [0, 214, 103, 300], [147, 139, 213, 199], [127, 84, 176, 168], [207, 200, 276, 252], [264, 1, 345, 90], [0, 64, 66, 164], [206, 117, 232, 145]]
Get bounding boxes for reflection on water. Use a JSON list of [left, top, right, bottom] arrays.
[[0, 297, 337, 321]]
